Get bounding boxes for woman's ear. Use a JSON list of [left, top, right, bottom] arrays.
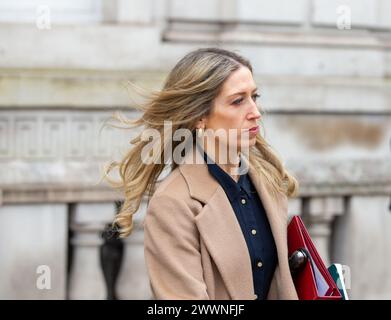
[[196, 119, 206, 130]]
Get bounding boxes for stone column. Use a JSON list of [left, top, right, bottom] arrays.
[[332, 196, 391, 299], [288, 197, 303, 220], [304, 196, 345, 267], [68, 202, 116, 299], [116, 199, 152, 299]]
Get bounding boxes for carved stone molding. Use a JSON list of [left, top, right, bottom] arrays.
[[0, 110, 134, 161]]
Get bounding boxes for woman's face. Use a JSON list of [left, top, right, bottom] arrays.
[[200, 66, 262, 154]]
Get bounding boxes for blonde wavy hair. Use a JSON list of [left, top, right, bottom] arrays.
[[103, 47, 299, 238]]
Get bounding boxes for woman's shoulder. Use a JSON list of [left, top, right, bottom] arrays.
[[151, 166, 200, 207], [153, 167, 186, 196], [146, 167, 203, 219]]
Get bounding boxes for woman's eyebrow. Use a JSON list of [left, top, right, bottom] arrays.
[[227, 87, 258, 97]]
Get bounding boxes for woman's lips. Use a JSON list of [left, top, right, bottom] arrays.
[[248, 125, 259, 135]]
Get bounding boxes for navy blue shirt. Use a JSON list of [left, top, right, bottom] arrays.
[[202, 149, 278, 300]]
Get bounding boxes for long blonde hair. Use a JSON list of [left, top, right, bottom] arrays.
[[103, 47, 299, 238]]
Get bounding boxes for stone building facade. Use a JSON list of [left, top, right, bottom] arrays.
[[0, 0, 390, 299]]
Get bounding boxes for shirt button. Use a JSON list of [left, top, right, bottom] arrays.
[[257, 261, 263, 268], [251, 229, 257, 235], [241, 198, 246, 205]]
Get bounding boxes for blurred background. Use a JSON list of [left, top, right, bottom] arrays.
[[0, 0, 390, 300]]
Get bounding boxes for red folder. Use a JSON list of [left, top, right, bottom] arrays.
[[288, 216, 342, 300]]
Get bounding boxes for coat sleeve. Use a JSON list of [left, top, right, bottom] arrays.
[[143, 193, 210, 300]]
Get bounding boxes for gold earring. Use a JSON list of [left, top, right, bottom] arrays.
[[197, 128, 204, 138]]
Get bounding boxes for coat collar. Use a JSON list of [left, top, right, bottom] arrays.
[[178, 144, 289, 299]]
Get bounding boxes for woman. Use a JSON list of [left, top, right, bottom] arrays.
[[105, 48, 299, 300]]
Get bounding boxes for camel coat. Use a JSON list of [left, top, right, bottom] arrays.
[[143, 146, 298, 300]]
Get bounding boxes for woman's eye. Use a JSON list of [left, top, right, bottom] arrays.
[[252, 93, 260, 102], [232, 98, 243, 105], [232, 93, 260, 105]]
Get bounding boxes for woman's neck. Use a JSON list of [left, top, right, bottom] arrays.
[[198, 139, 241, 182]]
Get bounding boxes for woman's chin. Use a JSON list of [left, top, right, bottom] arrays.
[[236, 141, 256, 152], [246, 137, 257, 147]]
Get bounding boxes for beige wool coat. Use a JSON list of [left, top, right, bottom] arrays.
[[143, 146, 299, 300]]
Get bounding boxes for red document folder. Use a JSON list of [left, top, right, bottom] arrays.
[[288, 216, 342, 300]]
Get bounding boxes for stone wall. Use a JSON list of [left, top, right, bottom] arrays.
[[0, 0, 390, 299]]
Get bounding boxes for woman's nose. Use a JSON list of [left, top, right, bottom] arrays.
[[249, 101, 261, 119]]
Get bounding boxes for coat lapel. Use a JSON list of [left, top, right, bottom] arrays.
[[247, 160, 290, 281], [247, 157, 298, 300], [178, 146, 289, 300], [194, 189, 255, 299]]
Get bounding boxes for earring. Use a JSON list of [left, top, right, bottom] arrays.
[[197, 128, 204, 138]]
